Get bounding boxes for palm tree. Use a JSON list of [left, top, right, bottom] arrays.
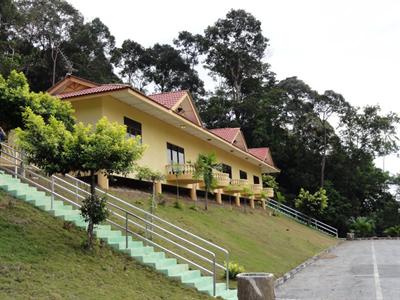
[[194, 153, 220, 210]]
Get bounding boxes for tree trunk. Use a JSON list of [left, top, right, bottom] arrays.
[[51, 46, 59, 86], [320, 121, 327, 187], [87, 220, 94, 249], [87, 170, 96, 248], [205, 189, 208, 210]]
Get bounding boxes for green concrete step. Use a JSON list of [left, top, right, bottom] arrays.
[[171, 270, 201, 282], [0, 171, 238, 300], [158, 263, 189, 276]]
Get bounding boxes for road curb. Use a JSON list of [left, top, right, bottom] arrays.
[[274, 242, 341, 288]]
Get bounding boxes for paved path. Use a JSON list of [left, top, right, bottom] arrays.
[[275, 240, 400, 300]]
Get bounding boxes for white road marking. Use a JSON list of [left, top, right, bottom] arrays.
[[371, 241, 383, 300]]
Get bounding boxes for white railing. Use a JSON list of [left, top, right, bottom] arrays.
[[266, 198, 338, 237], [0, 143, 230, 296]]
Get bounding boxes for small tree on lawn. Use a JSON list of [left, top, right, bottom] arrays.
[[136, 166, 165, 214], [194, 153, 220, 210], [17, 112, 145, 249]]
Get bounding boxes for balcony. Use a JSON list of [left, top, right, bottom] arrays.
[[199, 171, 230, 188], [263, 187, 274, 198], [223, 179, 249, 193], [251, 184, 263, 195], [165, 164, 203, 184]]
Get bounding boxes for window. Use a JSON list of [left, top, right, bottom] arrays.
[[124, 117, 142, 140], [221, 164, 232, 179], [166, 143, 185, 165], [239, 170, 247, 180], [253, 175, 260, 184]]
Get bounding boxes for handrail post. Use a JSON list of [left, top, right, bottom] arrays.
[[226, 252, 229, 290], [75, 180, 79, 202], [125, 211, 129, 248], [212, 255, 216, 297], [51, 175, 55, 209]]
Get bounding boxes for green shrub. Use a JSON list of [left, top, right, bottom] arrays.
[[350, 217, 375, 237], [224, 261, 245, 280], [384, 225, 400, 237], [173, 201, 184, 210]]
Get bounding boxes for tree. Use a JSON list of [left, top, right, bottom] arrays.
[[339, 105, 399, 157], [313, 90, 348, 187], [350, 217, 375, 237], [194, 153, 220, 210], [14, 0, 82, 86], [202, 9, 270, 103], [16, 112, 145, 249], [295, 188, 328, 220], [173, 31, 203, 69], [0, 70, 75, 131], [143, 43, 204, 96], [136, 166, 165, 215], [111, 39, 148, 90]]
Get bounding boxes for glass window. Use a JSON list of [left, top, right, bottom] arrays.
[[239, 170, 247, 180], [253, 175, 260, 184], [221, 164, 232, 179], [124, 117, 142, 140], [166, 143, 185, 165]]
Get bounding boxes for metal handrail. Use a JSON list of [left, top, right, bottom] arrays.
[[266, 198, 338, 237], [0, 143, 230, 296]]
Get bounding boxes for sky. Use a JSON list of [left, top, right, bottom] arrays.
[[68, 0, 400, 174]]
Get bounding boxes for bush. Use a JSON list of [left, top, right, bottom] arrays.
[[173, 201, 183, 210], [350, 217, 375, 237], [224, 261, 245, 280], [384, 225, 400, 237]]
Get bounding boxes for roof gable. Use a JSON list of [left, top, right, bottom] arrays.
[[209, 127, 248, 151], [149, 91, 202, 126], [48, 75, 99, 95], [248, 148, 275, 167]]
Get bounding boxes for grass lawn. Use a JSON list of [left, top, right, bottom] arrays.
[[110, 187, 338, 279], [0, 191, 212, 300]]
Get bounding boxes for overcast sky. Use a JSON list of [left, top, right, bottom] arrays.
[[67, 0, 400, 174]]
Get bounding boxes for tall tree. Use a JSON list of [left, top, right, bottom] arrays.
[[202, 9, 270, 104], [313, 90, 348, 187], [111, 39, 148, 90], [15, 0, 82, 85], [143, 43, 204, 96]]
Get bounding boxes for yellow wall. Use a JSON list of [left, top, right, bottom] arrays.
[[69, 95, 263, 186]]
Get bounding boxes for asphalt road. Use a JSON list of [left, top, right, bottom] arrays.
[[275, 240, 400, 300]]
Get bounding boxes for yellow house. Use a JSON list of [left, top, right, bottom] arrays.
[[48, 75, 279, 207]]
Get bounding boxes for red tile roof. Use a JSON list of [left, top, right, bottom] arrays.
[[209, 128, 240, 143], [58, 84, 130, 99], [248, 148, 275, 167], [148, 90, 187, 109]]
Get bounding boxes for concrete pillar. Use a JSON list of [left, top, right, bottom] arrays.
[[235, 193, 241, 207], [237, 273, 275, 300], [250, 196, 255, 209], [155, 181, 162, 195], [262, 199, 266, 210], [97, 172, 109, 190], [190, 183, 197, 201], [215, 189, 222, 205]]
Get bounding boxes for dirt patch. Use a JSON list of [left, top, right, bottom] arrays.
[[319, 253, 337, 259]]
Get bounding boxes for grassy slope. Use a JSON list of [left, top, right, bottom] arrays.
[[111, 188, 337, 278], [0, 191, 211, 300]]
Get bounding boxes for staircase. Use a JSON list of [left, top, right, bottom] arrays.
[[0, 143, 237, 300], [266, 198, 338, 237]]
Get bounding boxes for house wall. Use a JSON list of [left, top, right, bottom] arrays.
[[68, 95, 262, 187]]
